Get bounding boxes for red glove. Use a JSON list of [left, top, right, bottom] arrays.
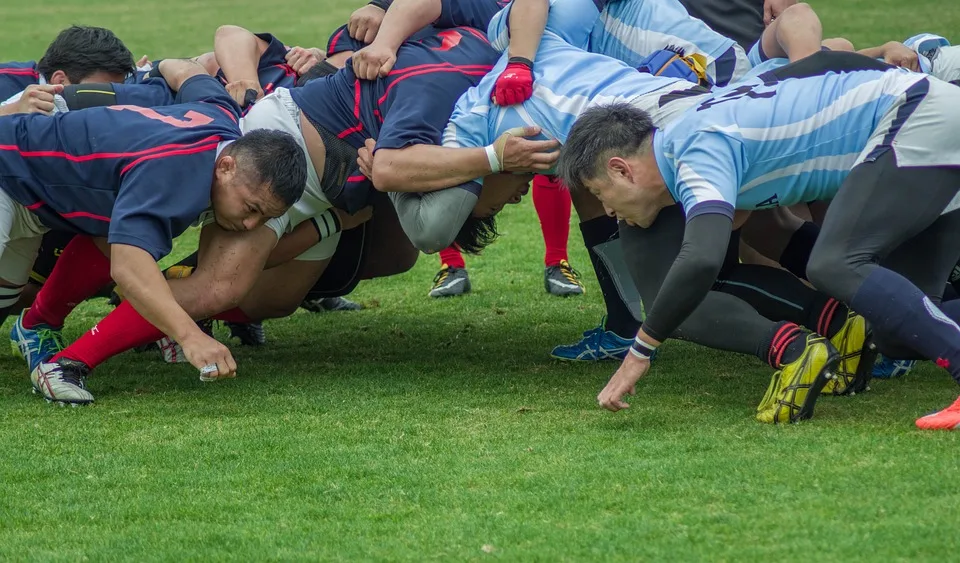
[[492, 57, 534, 106]]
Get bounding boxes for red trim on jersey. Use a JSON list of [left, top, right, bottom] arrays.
[[337, 79, 365, 139], [120, 141, 220, 175], [215, 105, 239, 123], [61, 211, 111, 222], [346, 175, 367, 183], [461, 27, 491, 44], [378, 65, 492, 105], [327, 28, 346, 56], [0, 135, 222, 163], [25, 202, 44, 210], [0, 68, 39, 78]]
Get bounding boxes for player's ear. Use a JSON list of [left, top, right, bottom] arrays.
[[607, 156, 631, 182], [47, 70, 69, 85], [216, 154, 237, 175]]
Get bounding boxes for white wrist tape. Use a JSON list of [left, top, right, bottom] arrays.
[[484, 144, 502, 173]]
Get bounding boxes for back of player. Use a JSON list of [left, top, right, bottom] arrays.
[[444, 32, 703, 157], [0, 75, 242, 259], [0, 61, 40, 100], [216, 33, 297, 95], [657, 64, 931, 215], [590, 0, 746, 86], [291, 26, 498, 210]]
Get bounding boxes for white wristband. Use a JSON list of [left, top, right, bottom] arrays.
[[484, 144, 502, 173], [629, 336, 658, 359]]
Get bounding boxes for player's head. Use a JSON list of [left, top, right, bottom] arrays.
[[211, 129, 308, 232], [455, 172, 533, 253], [558, 103, 667, 228], [37, 25, 135, 85]]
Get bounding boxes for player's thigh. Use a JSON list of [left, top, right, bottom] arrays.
[[360, 193, 418, 280], [881, 209, 960, 300], [810, 153, 960, 290], [0, 234, 43, 291], [239, 258, 330, 320], [190, 221, 279, 311]]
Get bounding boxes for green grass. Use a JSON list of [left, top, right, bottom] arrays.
[[1, 1, 959, 560]]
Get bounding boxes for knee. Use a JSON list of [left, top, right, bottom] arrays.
[[805, 248, 842, 293], [782, 2, 816, 21], [823, 37, 855, 52]]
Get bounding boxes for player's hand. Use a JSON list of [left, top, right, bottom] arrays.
[[11, 84, 63, 115], [335, 206, 374, 230], [763, 0, 797, 26], [348, 3, 386, 44], [286, 46, 326, 75], [180, 329, 238, 381], [225, 80, 263, 107], [881, 41, 921, 72], [494, 126, 560, 172], [357, 138, 376, 178], [352, 43, 398, 80], [597, 353, 650, 412], [492, 58, 534, 106], [136, 55, 151, 69]]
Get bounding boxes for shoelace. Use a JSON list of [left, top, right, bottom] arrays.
[[35, 327, 65, 354], [432, 266, 452, 288], [558, 261, 583, 286], [53, 364, 86, 388]]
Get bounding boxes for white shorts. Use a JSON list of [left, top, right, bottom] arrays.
[[0, 190, 49, 287], [240, 88, 340, 262]]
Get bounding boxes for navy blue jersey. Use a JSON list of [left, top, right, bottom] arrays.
[[216, 33, 296, 94], [437, 0, 510, 29], [293, 26, 496, 209], [327, 24, 366, 57], [0, 75, 242, 260], [0, 61, 40, 100]]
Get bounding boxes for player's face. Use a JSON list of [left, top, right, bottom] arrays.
[[211, 157, 288, 231], [586, 154, 665, 228], [472, 173, 534, 217]]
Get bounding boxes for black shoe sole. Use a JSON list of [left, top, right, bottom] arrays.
[[794, 347, 841, 423], [844, 331, 878, 397]]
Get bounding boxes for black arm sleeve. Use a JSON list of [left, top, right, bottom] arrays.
[[640, 212, 734, 342]]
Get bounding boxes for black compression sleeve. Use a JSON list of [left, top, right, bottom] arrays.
[[641, 212, 734, 342]]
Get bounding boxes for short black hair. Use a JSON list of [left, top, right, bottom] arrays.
[[454, 215, 499, 254], [557, 103, 655, 193], [37, 26, 134, 83], [230, 129, 308, 207]]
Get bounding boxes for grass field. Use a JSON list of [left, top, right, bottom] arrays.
[[2, 1, 960, 560]]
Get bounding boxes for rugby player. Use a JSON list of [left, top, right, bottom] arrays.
[[3, 59, 307, 405], [558, 51, 960, 428]]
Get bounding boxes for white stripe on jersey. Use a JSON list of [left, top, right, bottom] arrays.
[[738, 153, 861, 194], [596, 11, 705, 65], [677, 161, 725, 203], [706, 73, 925, 142]]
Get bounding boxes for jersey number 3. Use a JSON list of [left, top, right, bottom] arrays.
[[109, 105, 214, 128]]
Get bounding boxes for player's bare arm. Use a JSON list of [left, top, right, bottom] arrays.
[[492, 0, 547, 106], [214, 25, 270, 103], [352, 0, 440, 79], [110, 243, 237, 377], [371, 128, 560, 192]]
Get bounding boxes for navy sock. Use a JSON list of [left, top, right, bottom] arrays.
[[851, 268, 960, 382], [580, 217, 639, 338], [779, 221, 818, 281]]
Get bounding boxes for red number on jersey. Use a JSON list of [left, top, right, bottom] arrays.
[[433, 30, 463, 52], [108, 105, 215, 128]]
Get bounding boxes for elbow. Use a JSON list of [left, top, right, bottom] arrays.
[[371, 158, 400, 192], [408, 224, 457, 254]]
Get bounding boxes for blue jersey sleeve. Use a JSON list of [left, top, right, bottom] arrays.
[[109, 149, 218, 260], [375, 75, 464, 151], [327, 24, 366, 56], [671, 133, 741, 220], [110, 78, 177, 108], [174, 74, 241, 119]]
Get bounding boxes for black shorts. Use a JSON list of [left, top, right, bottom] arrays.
[[303, 222, 367, 300]]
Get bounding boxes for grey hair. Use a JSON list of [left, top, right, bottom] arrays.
[[557, 103, 656, 193]]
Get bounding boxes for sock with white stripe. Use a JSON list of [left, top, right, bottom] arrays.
[[0, 284, 23, 323]]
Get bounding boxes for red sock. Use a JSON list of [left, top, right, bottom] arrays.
[[533, 175, 572, 267], [55, 300, 163, 369], [24, 235, 112, 329], [439, 245, 466, 269], [213, 308, 253, 323]]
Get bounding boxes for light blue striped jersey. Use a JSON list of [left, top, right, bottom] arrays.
[[443, 32, 695, 177], [654, 67, 930, 219], [590, 0, 738, 71]]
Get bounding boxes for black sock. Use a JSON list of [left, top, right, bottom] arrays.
[[779, 221, 819, 281], [758, 321, 806, 368], [580, 217, 640, 338], [806, 296, 849, 339]]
